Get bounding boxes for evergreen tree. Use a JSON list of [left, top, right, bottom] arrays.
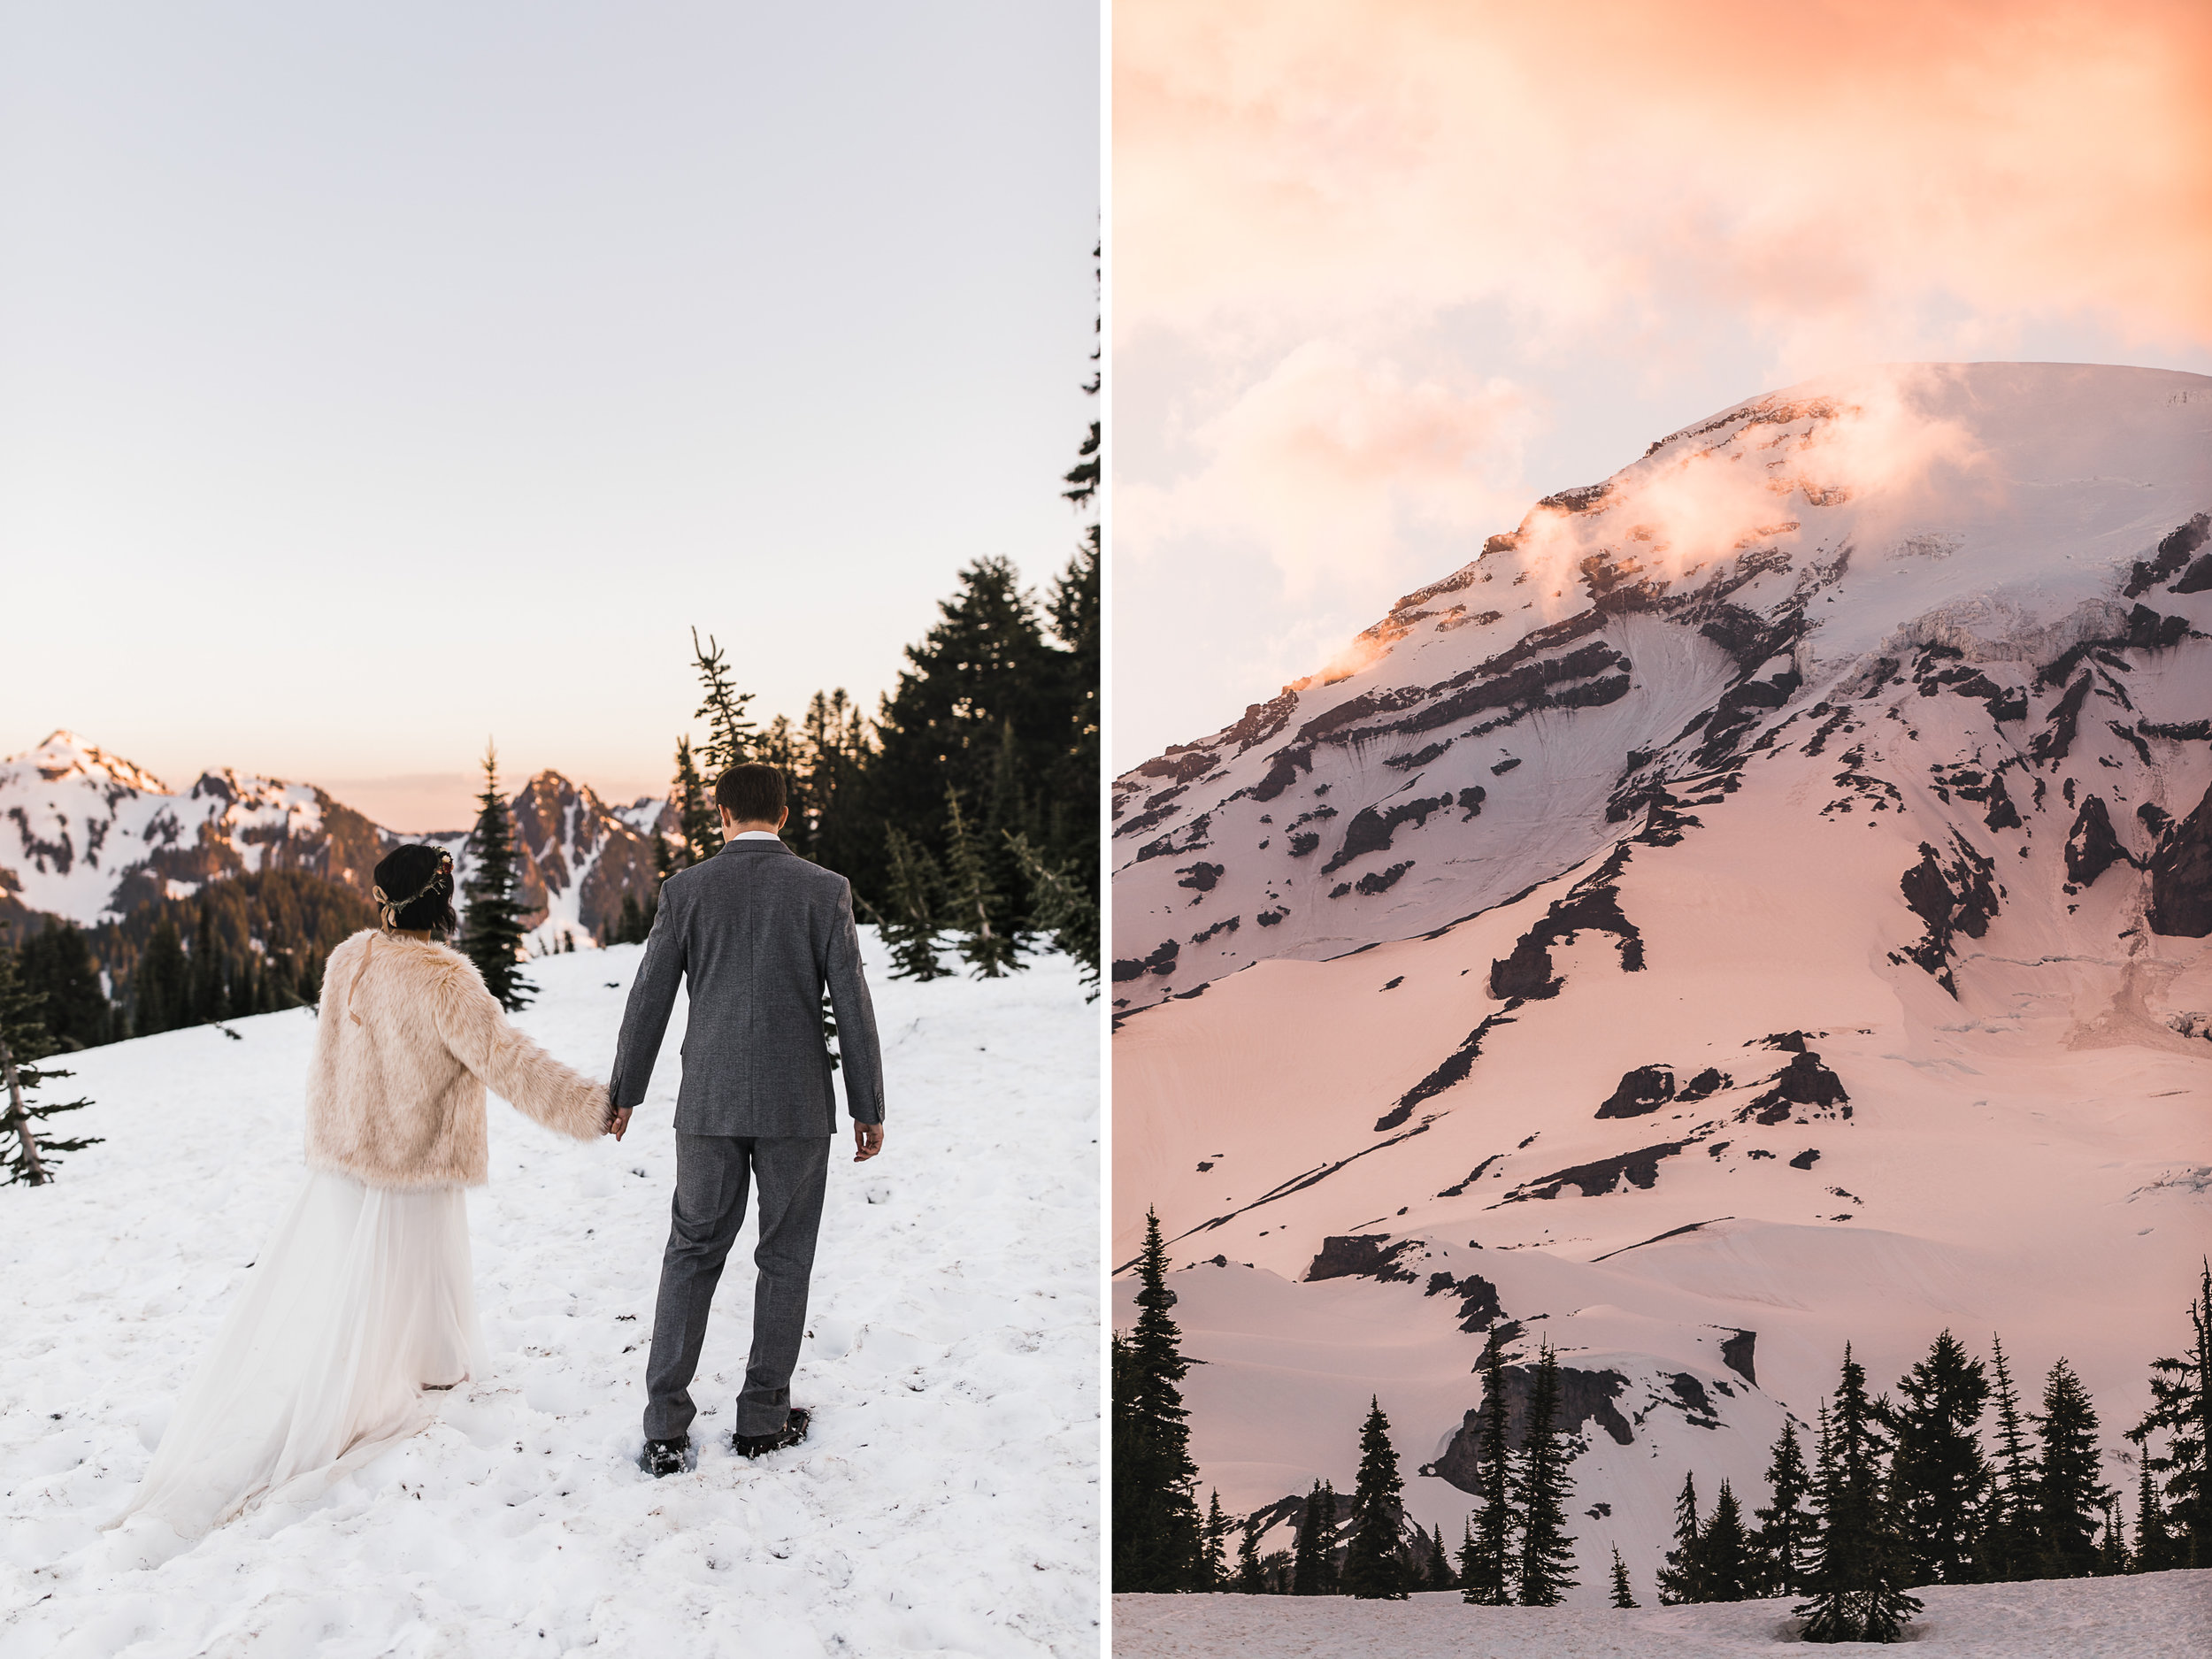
[[1236, 1516, 1264, 1593], [690, 627, 758, 778], [1455, 1514, 1479, 1594], [2129, 1261, 2211, 1571], [942, 787, 1020, 978], [2131, 1460, 2174, 1573], [1981, 1334, 2041, 1582], [2031, 1356, 2111, 1578], [671, 736, 718, 868], [1462, 1327, 1516, 1604], [1795, 1346, 1923, 1643], [1699, 1481, 1756, 1602], [878, 825, 950, 981], [1888, 1330, 1992, 1584], [795, 687, 873, 872], [1754, 1417, 1814, 1596], [1201, 1489, 1230, 1591], [0, 947, 99, 1186], [1004, 829, 1099, 996], [189, 898, 225, 1025], [1423, 1524, 1451, 1590], [458, 743, 535, 1012], [133, 917, 189, 1036], [1291, 1481, 1339, 1594], [12, 922, 112, 1049], [1111, 1209, 1203, 1592], [1342, 1397, 1409, 1599], [1655, 1471, 1703, 1605], [1513, 1343, 1577, 1606], [1609, 1543, 1638, 1608], [2095, 1497, 2129, 1576]]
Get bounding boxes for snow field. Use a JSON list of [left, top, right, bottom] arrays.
[[1112, 1573, 2212, 1658], [0, 934, 1100, 1658]]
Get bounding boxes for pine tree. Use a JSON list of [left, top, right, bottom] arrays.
[[2129, 1261, 2211, 1571], [1462, 1327, 1515, 1604], [942, 787, 1020, 978], [1609, 1543, 1638, 1607], [2131, 1460, 2173, 1573], [1424, 1524, 1451, 1590], [0, 948, 99, 1186], [1292, 1479, 1339, 1594], [1981, 1334, 2041, 1582], [1795, 1346, 1924, 1643], [2031, 1356, 2111, 1578], [133, 916, 189, 1035], [690, 627, 758, 779], [2095, 1497, 2129, 1575], [1004, 829, 1099, 997], [1342, 1397, 1409, 1599], [1513, 1343, 1577, 1606], [1236, 1516, 1265, 1593], [671, 736, 718, 867], [1202, 1489, 1230, 1591], [12, 921, 112, 1049], [1455, 1514, 1479, 1594], [1699, 1480, 1755, 1602], [1655, 1471, 1703, 1605], [878, 825, 950, 981], [1112, 1209, 1203, 1592], [1888, 1330, 1993, 1584], [1754, 1417, 1814, 1596], [458, 742, 535, 1012]]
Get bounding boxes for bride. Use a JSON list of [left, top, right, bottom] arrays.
[[104, 844, 613, 1563]]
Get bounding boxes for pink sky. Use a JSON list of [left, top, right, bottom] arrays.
[[1110, 0, 2212, 769]]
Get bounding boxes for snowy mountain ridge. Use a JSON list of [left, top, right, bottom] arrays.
[[0, 731, 672, 950], [1110, 363, 2212, 1601]]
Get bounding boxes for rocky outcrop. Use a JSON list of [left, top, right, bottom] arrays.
[[1305, 1234, 1421, 1284], [1426, 1365, 1636, 1491], [2147, 781, 2212, 937], [1596, 1064, 1675, 1118]]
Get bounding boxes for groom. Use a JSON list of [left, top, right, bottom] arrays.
[[606, 761, 886, 1476]]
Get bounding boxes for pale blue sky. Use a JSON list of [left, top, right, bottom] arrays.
[[1, 1, 1099, 829]]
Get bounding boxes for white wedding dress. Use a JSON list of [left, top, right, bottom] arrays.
[[103, 1167, 487, 1563]]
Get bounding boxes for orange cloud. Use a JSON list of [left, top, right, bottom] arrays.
[[1116, 0, 2212, 358]]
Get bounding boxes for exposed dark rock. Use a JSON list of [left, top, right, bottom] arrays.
[[1249, 742, 1315, 803], [1504, 1141, 1686, 1202], [2147, 780, 2212, 937], [2029, 674, 2093, 764], [1677, 1067, 1730, 1102], [1596, 1064, 1676, 1119], [1790, 1148, 1821, 1170], [1456, 787, 1487, 821], [1306, 1234, 1420, 1284], [1428, 1366, 1635, 1491], [1423, 1271, 1505, 1332], [2177, 555, 2212, 595], [1394, 1006, 1522, 1116], [1385, 741, 1453, 771], [1759, 1031, 1810, 1052], [1740, 1052, 1849, 1125], [1669, 1372, 1722, 1428], [1322, 795, 1455, 874], [1894, 834, 2001, 995], [1719, 1330, 1757, 1386], [1489, 935, 1559, 1000], [1438, 1152, 1504, 1197], [1490, 844, 1645, 997], [2065, 796, 2132, 887], [2125, 604, 2193, 651], [1287, 831, 1319, 856], [1328, 882, 1352, 898], [2124, 513, 2211, 596], [1256, 908, 1286, 926], [1175, 862, 1225, 894], [1490, 757, 1523, 776], [1356, 862, 1414, 895], [1110, 938, 1179, 982]]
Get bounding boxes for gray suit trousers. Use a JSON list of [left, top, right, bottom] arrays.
[[643, 1133, 831, 1443]]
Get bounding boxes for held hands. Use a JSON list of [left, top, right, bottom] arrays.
[[604, 1087, 632, 1142], [853, 1121, 884, 1163]]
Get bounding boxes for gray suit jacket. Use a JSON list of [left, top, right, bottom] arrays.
[[609, 838, 885, 1134]]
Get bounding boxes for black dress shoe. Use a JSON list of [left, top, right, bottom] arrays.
[[640, 1435, 691, 1477], [730, 1407, 810, 1459]]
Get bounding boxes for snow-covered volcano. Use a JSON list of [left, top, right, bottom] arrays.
[[0, 731, 670, 949], [1110, 364, 2212, 1599]]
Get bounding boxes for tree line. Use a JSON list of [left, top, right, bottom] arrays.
[[1115, 1216, 2211, 1646]]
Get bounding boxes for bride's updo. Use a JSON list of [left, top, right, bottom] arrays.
[[373, 845, 458, 937]]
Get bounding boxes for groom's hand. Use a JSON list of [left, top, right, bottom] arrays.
[[853, 1122, 884, 1163], [606, 1102, 633, 1141]]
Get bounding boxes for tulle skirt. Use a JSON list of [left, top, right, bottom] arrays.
[[105, 1169, 487, 1551]]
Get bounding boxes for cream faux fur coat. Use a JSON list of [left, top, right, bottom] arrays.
[[306, 930, 609, 1188]]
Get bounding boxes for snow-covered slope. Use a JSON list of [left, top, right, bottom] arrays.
[[1, 939, 1099, 1657], [0, 732, 669, 949], [1110, 364, 2212, 1598], [1116, 1576, 2212, 1658]]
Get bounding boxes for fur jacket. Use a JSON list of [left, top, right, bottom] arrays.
[[305, 929, 609, 1188]]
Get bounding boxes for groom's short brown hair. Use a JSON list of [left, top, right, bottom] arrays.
[[715, 763, 787, 825]]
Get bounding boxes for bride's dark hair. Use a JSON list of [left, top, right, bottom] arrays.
[[372, 844, 459, 937]]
